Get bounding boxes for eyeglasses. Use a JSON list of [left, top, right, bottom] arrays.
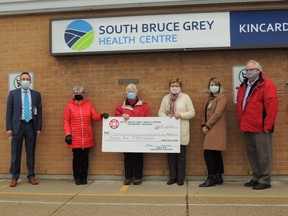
[[245, 68, 258, 72]]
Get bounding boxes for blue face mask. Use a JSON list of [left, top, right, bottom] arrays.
[[245, 70, 257, 79], [210, 86, 219, 94], [127, 92, 136, 100], [21, 80, 31, 89]]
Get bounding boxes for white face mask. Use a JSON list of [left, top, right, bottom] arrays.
[[170, 87, 181, 95], [210, 86, 219, 94]]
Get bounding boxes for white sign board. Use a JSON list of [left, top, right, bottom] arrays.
[[102, 117, 180, 153], [8, 73, 34, 91], [232, 66, 245, 104], [51, 12, 230, 55]]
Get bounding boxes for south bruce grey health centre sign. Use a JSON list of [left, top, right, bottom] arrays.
[[50, 9, 288, 55]]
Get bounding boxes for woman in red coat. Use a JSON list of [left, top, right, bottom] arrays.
[[115, 83, 150, 185], [64, 86, 109, 185]]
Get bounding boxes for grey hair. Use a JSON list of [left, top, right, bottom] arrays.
[[72, 86, 85, 94], [126, 83, 138, 94], [246, 60, 263, 72]]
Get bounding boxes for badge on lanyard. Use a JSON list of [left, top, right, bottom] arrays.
[[33, 105, 37, 115], [207, 102, 212, 110]]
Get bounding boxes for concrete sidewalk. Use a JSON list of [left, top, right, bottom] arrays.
[[0, 179, 287, 216]]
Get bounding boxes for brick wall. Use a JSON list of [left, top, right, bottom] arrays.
[[0, 2, 287, 178]]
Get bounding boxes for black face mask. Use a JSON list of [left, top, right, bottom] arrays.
[[74, 95, 83, 101]]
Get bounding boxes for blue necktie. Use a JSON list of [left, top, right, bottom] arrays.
[[24, 91, 31, 122]]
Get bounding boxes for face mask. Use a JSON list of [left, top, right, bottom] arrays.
[[210, 86, 219, 94], [127, 92, 136, 100], [170, 87, 181, 95], [245, 70, 257, 79], [21, 80, 30, 89], [74, 95, 83, 101]]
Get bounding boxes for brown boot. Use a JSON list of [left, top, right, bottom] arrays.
[[10, 179, 17, 187]]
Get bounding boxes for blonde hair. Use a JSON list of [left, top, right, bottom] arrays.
[[208, 77, 224, 94], [169, 78, 182, 87]]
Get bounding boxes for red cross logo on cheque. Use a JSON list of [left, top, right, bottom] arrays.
[[109, 119, 119, 129]]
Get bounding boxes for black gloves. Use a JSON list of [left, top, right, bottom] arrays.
[[101, 113, 109, 119], [65, 135, 72, 145]]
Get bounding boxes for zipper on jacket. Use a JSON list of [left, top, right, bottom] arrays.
[[244, 86, 258, 110], [78, 103, 84, 150], [244, 79, 263, 110]]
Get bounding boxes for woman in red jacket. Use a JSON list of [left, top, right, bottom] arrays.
[[64, 86, 109, 185], [115, 83, 150, 185]]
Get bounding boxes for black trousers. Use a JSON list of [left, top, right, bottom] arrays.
[[168, 145, 186, 181], [72, 148, 90, 181], [204, 149, 224, 175], [124, 153, 143, 179], [10, 121, 36, 180]]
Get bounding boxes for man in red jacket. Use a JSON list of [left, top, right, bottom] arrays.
[[237, 60, 278, 190]]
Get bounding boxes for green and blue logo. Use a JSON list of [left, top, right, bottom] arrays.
[[64, 20, 94, 51]]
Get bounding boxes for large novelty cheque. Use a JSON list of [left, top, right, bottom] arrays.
[[102, 117, 180, 153]]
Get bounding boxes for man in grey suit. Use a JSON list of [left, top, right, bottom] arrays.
[[6, 72, 42, 187]]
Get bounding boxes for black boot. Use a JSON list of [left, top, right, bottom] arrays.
[[199, 175, 216, 187], [75, 179, 82, 185], [215, 173, 223, 185], [81, 179, 88, 184]]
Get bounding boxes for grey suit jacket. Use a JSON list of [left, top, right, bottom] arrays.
[[6, 88, 42, 135]]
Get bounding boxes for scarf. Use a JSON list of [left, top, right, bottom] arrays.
[[167, 93, 179, 116]]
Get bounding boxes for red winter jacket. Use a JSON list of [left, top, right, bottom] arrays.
[[63, 99, 102, 149], [115, 98, 150, 117], [237, 74, 278, 133]]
